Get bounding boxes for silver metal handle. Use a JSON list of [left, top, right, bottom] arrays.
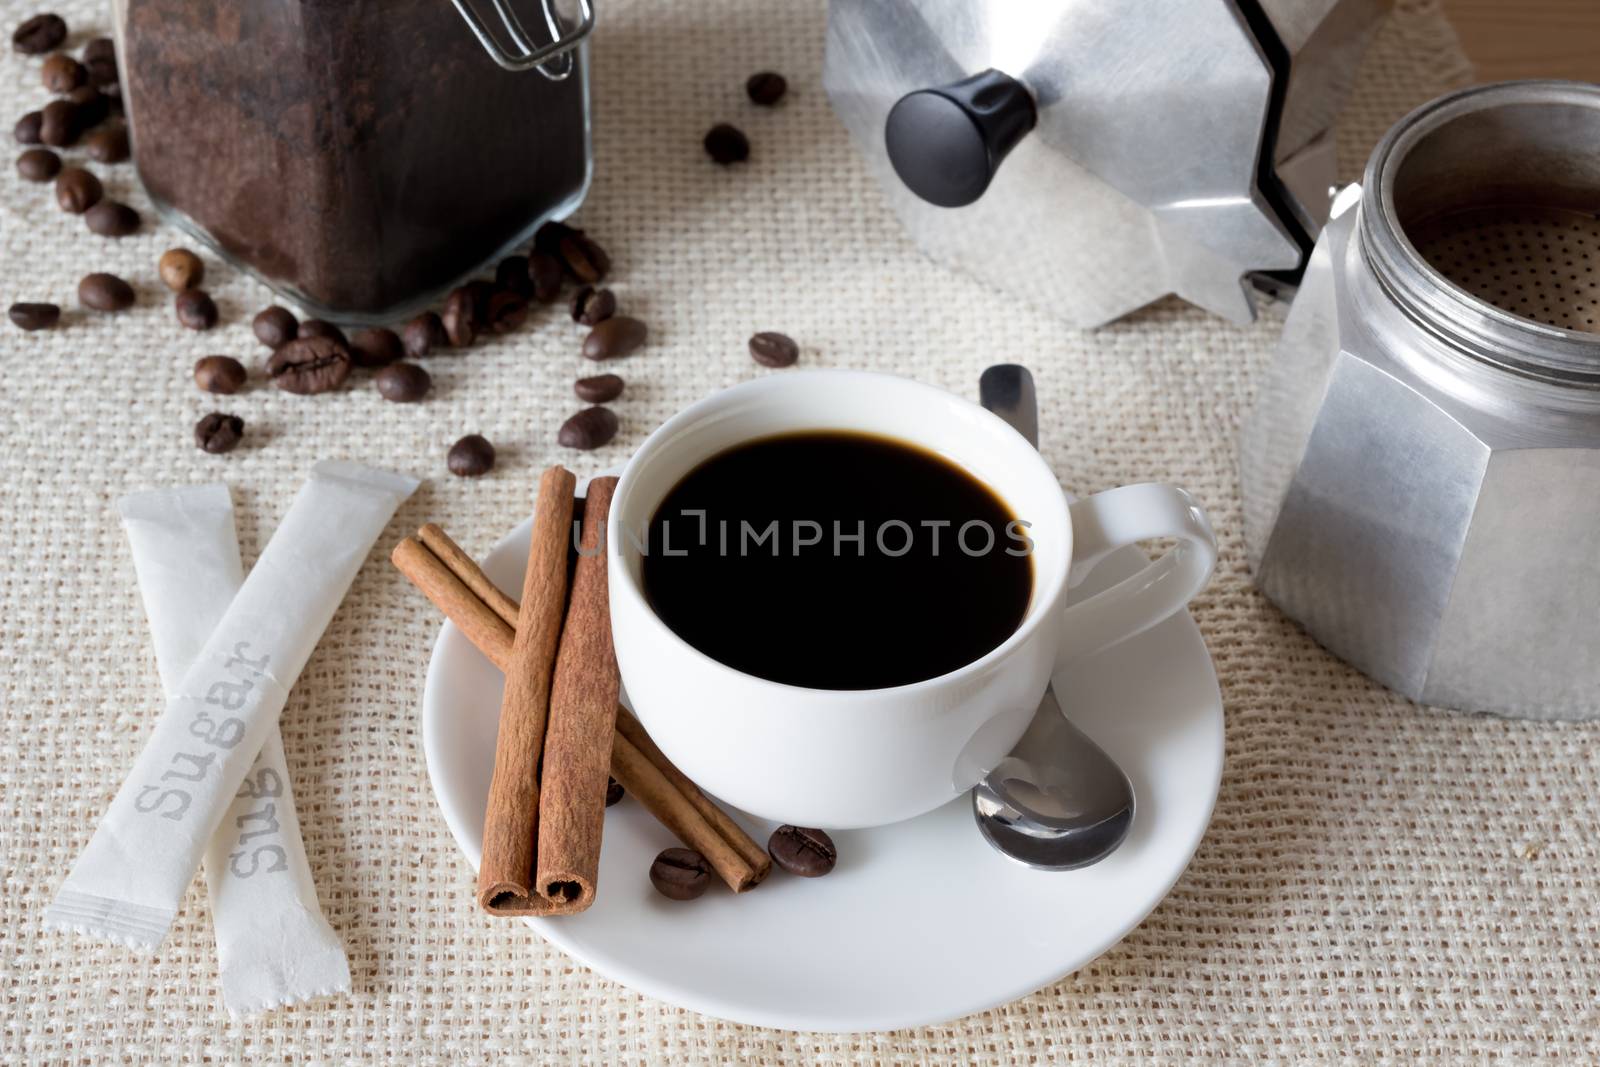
[[451, 0, 594, 79]]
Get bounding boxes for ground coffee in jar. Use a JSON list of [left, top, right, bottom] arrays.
[[113, 0, 593, 320]]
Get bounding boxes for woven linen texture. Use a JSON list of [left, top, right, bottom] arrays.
[[5, 0, 1597, 1062]]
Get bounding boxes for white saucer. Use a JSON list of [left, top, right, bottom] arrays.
[[422, 473, 1224, 1032]]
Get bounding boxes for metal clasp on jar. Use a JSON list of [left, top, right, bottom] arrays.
[[450, 0, 594, 79]]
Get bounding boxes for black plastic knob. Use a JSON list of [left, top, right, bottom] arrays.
[[884, 69, 1037, 209]]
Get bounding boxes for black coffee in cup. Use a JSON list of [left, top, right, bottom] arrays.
[[640, 431, 1033, 689]]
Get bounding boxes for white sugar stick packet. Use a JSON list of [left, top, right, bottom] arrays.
[[46, 461, 418, 951], [114, 482, 352, 1014]]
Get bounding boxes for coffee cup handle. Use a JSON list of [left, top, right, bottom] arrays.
[[1056, 484, 1217, 663]]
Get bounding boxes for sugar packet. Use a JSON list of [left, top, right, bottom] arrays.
[[117, 482, 352, 1013], [46, 461, 417, 949]]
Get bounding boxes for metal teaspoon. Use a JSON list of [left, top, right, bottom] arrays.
[[971, 364, 1136, 870]]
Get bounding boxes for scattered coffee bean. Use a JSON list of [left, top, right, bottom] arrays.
[[194, 412, 244, 454], [65, 85, 107, 129], [348, 326, 403, 368], [13, 14, 67, 55], [77, 272, 134, 311], [464, 279, 496, 331], [649, 848, 711, 901], [299, 318, 348, 347], [528, 251, 564, 302], [267, 334, 351, 395], [8, 302, 59, 331], [82, 37, 117, 88], [41, 54, 86, 94], [558, 406, 619, 450], [495, 254, 534, 300], [447, 434, 495, 477], [402, 311, 447, 358], [582, 315, 648, 360], [441, 286, 476, 347], [487, 289, 528, 333], [16, 147, 59, 181], [83, 124, 127, 162], [193, 354, 246, 394], [768, 825, 837, 877], [84, 198, 139, 236], [158, 247, 204, 291], [174, 288, 218, 330], [558, 232, 609, 284], [574, 373, 623, 403], [704, 123, 750, 164], [570, 285, 616, 326], [252, 304, 297, 347], [605, 777, 624, 807], [532, 219, 580, 256], [54, 166, 102, 213], [39, 99, 77, 146], [374, 361, 431, 403], [749, 330, 799, 368], [14, 110, 42, 144], [746, 71, 787, 107]]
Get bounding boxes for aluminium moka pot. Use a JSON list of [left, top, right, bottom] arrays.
[[822, 0, 1392, 327], [1242, 81, 1600, 721]]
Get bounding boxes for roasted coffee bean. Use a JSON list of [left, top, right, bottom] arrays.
[[768, 825, 837, 877], [8, 302, 59, 331], [532, 219, 580, 257], [83, 124, 127, 162], [65, 85, 107, 129], [704, 123, 750, 164], [455, 280, 492, 331], [528, 251, 564, 303], [558, 406, 619, 450], [447, 434, 495, 477], [298, 318, 347, 347], [348, 326, 403, 368], [159, 247, 204, 291], [54, 166, 101, 213], [570, 285, 616, 326], [267, 334, 351, 395], [558, 233, 609, 284], [746, 71, 787, 107], [649, 848, 711, 901], [748, 330, 799, 368], [194, 412, 244, 454], [374, 361, 431, 403], [14, 110, 42, 145], [252, 304, 297, 347], [582, 315, 648, 360], [85, 198, 139, 236], [42, 54, 86, 94], [574, 373, 623, 403], [495, 254, 534, 300], [487, 289, 528, 334], [16, 147, 59, 181], [39, 99, 76, 146], [605, 777, 624, 806], [193, 354, 246, 394], [402, 311, 447, 358], [78, 272, 134, 311], [441, 286, 476, 347], [13, 14, 67, 55], [175, 289, 218, 330], [82, 37, 117, 88]]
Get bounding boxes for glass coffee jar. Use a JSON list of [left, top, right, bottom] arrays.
[[111, 0, 594, 322]]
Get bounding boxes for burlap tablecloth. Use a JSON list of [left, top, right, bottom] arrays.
[[5, 0, 1597, 1061]]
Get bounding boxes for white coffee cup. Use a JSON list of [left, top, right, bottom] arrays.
[[608, 370, 1216, 828]]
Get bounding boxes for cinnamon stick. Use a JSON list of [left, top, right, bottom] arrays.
[[476, 466, 577, 916], [534, 477, 620, 909], [616, 708, 771, 884], [392, 520, 770, 895], [418, 523, 519, 628]]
